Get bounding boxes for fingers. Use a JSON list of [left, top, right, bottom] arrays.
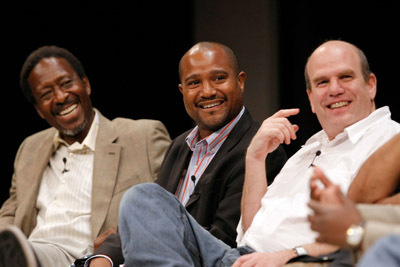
[[248, 108, 300, 158], [309, 166, 330, 200], [272, 108, 300, 142], [307, 199, 323, 214], [311, 166, 333, 188], [261, 108, 300, 145], [271, 108, 300, 118]]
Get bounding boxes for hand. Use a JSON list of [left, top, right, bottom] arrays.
[[307, 167, 363, 246], [247, 109, 300, 160], [93, 228, 117, 251], [87, 257, 112, 267], [309, 166, 343, 205], [232, 251, 291, 267]]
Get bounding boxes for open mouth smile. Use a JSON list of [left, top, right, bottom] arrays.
[[201, 102, 222, 109], [328, 101, 350, 109], [197, 99, 225, 110], [58, 104, 78, 116]]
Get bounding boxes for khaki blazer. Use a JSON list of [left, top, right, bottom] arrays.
[[0, 109, 171, 240]]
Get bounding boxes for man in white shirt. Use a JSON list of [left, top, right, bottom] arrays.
[[114, 40, 400, 266]]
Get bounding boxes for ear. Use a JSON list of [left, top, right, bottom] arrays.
[[34, 105, 45, 119], [307, 89, 316, 113], [82, 76, 91, 96], [178, 83, 183, 94], [366, 73, 377, 100], [237, 71, 246, 93]]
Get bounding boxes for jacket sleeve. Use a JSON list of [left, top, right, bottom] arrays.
[[145, 120, 172, 180], [0, 139, 27, 227]]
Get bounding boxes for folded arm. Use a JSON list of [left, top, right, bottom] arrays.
[[347, 133, 400, 203]]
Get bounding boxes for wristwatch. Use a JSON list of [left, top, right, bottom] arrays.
[[346, 222, 365, 262], [346, 223, 365, 248], [293, 246, 308, 256]]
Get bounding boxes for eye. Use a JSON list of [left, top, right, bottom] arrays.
[[187, 80, 200, 88], [316, 80, 328, 87], [39, 89, 53, 101], [60, 79, 73, 89], [340, 75, 353, 81], [214, 75, 227, 82]]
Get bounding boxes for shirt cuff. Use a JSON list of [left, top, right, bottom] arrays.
[[236, 216, 245, 245], [84, 254, 113, 267]]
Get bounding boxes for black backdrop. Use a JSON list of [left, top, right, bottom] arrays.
[[1, 2, 399, 204]]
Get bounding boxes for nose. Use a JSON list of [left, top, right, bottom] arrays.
[[200, 81, 217, 98], [53, 86, 68, 103], [327, 78, 345, 96]]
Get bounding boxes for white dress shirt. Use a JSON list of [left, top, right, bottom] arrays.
[[28, 112, 99, 259], [237, 106, 400, 252]]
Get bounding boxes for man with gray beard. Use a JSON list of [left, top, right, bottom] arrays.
[[0, 45, 171, 267]]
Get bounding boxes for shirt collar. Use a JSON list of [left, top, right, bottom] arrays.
[[185, 106, 245, 150], [53, 110, 99, 151], [345, 106, 391, 144], [305, 106, 391, 147]]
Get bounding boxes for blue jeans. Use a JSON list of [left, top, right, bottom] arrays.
[[118, 183, 253, 266], [357, 234, 400, 267]]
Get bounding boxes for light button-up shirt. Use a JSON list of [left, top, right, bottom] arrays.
[[28, 111, 99, 258]]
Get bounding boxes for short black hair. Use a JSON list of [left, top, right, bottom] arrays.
[[178, 41, 241, 82], [20, 45, 86, 104]]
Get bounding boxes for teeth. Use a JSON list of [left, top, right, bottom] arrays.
[[202, 103, 221, 109], [330, 101, 349, 109], [59, 104, 77, 116]]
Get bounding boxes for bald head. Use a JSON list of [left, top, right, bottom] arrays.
[[179, 42, 240, 82], [304, 39, 377, 140], [305, 40, 371, 91]]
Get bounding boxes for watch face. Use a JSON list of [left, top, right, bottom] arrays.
[[346, 225, 364, 247], [295, 246, 308, 256]]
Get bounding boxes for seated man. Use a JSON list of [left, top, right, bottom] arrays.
[[308, 133, 400, 266], [0, 45, 171, 267], [113, 40, 400, 266], [87, 42, 287, 266]]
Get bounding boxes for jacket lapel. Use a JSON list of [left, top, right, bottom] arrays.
[[185, 109, 254, 208], [90, 111, 121, 239], [165, 144, 192, 194]]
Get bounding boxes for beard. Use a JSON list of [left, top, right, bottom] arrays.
[[196, 109, 231, 132], [60, 116, 89, 138]]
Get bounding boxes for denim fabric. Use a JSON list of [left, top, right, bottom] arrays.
[[118, 183, 253, 266], [358, 234, 400, 267]]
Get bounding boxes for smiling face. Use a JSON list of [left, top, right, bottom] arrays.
[[29, 57, 94, 144], [178, 44, 245, 139], [306, 41, 376, 140]]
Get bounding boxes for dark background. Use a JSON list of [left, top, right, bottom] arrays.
[[1, 1, 399, 204]]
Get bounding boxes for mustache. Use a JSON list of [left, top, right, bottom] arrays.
[[53, 98, 76, 114], [195, 96, 226, 106]]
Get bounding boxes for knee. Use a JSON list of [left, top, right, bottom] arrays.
[[119, 183, 168, 213], [121, 183, 158, 205], [373, 234, 400, 251]]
